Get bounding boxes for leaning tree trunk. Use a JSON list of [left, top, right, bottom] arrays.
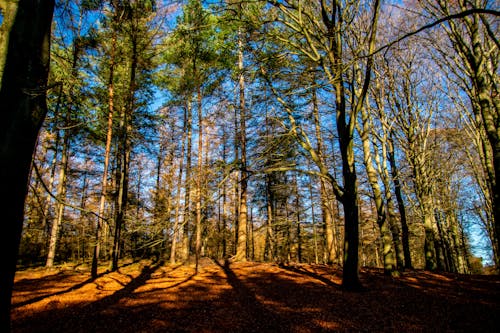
[[0, 1, 55, 330]]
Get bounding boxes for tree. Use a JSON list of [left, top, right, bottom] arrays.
[[234, 4, 249, 262], [358, 96, 397, 274], [258, 0, 381, 289], [420, 0, 500, 269], [0, 0, 55, 329], [384, 44, 441, 270], [45, 13, 90, 267]]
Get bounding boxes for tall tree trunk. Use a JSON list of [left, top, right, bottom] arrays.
[[340, 170, 361, 290], [40, 86, 62, 237], [111, 57, 137, 271], [324, 0, 380, 290], [294, 176, 302, 263], [235, 27, 248, 261], [335, 56, 362, 284], [221, 128, 228, 258], [195, 85, 203, 272], [78, 152, 90, 262], [0, 1, 54, 330], [182, 99, 193, 261], [359, 106, 396, 274], [265, 173, 275, 261], [111, 114, 130, 271], [170, 106, 188, 264], [371, 79, 405, 271], [111, 34, 137, 271], [45, 113, 71, 267], [153, 124, 165, 259], [428, 0, 500, 272], [308, 175, 320, 264], [46, 28, 82, 268], [92, 31, 116, 278], [422, 203, 437, 271], [388, 133, 412, 268], [312, 87, 336, 264]]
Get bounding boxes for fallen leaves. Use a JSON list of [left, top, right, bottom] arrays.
[[11, 260, 500, 332]]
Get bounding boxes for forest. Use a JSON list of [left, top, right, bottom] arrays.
[[0, 0, 499, 331]]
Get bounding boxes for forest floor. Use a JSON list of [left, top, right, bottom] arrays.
[[11, 258, 500, 332]]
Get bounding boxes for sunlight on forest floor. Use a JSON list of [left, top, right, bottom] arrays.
[[12, 259, 500, 332]]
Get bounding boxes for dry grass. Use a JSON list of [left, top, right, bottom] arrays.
[[12, 259, 500, 332]]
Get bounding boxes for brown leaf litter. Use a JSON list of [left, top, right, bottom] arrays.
[[11, 259, 500, 332]]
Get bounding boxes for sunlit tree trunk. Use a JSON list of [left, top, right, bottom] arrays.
[[182, 99, 193, 261], [92, 30, 116, 277], [39, 88, 62, 238], [235, 26, 248, 261], [312, 87, 336, 264], [293, 175, 302, 263], [307, 175, 320, 264], [421, 0, 500, 270], [220, 128, 228, 258], [45, 112, 71, 267], [195, 84, 203, 272], [78, 151, 91, 262], [233, 101, 240, 256], [46, 30, 83, 268], [170, 106, 188, 264], [359, 105, 396, 274], [265, 173, 275, 261]]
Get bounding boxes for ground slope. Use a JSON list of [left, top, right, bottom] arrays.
[[11, 260, 500, 332]]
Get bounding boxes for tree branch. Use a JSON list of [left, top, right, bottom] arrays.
[[32, 162, 108, 221], [370, 8, 500, 57]]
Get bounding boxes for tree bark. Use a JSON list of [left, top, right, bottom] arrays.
[[111, 28, 138, 271], [170, 106, 188, 264], [92, 31, 116, 278], [235, 26, 248, 261], [312, 86, 336, 264], [182, 98, 193, 261], [0, 0, 54, 330], [424, 0, 500, 271], [45, 113, 70, 267], [195, 85, 203, 272], [359, 106, 396, 274], [388, 128, 412, 269]]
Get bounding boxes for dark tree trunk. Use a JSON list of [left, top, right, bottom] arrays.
[[388, 134, 412, 269], [340, 165, 362, 290], [0, 1, 55, 330]]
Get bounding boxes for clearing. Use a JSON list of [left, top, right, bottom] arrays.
[[12, 259, 500, 332]]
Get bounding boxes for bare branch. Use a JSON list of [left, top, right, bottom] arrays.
[[370, 8, 500, 57], [32, 163, 108, 221]]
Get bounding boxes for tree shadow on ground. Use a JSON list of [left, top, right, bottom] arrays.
[[214, 259, 292, 332], [12, 260, 145, 309], [278, 263, 342, 289], [12, 272, 106, 309], [11, 261, 500, 332]]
